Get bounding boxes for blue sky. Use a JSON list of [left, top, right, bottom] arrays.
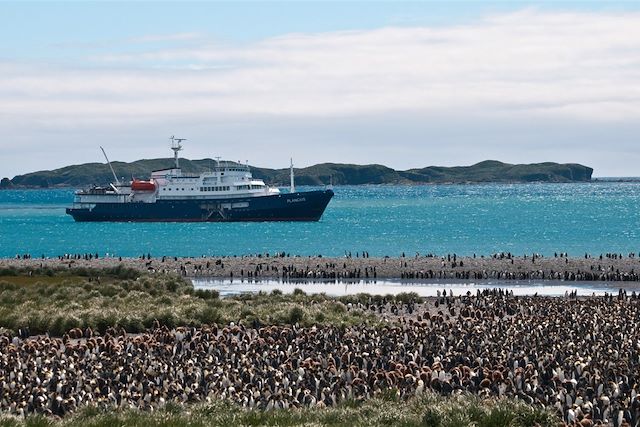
[[1, 1, 640, 177], [3, 2, 636, 58]]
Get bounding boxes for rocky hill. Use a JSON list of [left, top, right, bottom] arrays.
[[1, 159, 593, 188]]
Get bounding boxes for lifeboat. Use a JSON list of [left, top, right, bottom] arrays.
[[131, 180, 156, 192]]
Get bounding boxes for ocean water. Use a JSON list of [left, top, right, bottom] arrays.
[[1, 183, 639, 258]]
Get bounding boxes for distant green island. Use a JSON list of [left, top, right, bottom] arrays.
[[1, 159, 593, 188]]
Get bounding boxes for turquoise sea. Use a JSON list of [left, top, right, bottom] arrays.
[[1, 183, 639, 258]]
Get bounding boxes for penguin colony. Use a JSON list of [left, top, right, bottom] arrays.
[[1, 289, 639, 426]]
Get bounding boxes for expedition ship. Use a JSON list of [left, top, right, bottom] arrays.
[[66, 138, 334, 222]]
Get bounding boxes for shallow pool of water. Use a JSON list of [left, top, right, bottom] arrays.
[[191, 278, 639, 297]]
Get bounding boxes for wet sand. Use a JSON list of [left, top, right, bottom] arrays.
[[2, 252, 640, 282]]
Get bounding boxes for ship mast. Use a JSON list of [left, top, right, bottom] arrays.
[[100, 146, 121, 187], [170, 136, 186, 169], [290, 158, 295, 193]]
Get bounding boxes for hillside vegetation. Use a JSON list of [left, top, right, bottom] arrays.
[[2, 158, 593, 188]]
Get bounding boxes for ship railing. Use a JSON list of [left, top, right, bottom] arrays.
[[212, 163, 250, 172], [156, 173, 201, 179], [71, 202, 97, 209], [75, 186, 107, 193], [75, 193, 130, 203]]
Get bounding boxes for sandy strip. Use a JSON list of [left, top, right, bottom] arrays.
[[2, 252, 640, 282]]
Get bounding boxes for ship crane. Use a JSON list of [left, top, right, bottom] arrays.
[[100, 146, 121, 192], [170, 136, 186, 169]]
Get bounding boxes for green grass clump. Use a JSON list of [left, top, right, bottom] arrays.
[[0, 393, 558, 427], [0, 270, 377, 335]]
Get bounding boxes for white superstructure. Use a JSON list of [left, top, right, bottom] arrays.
[[73, 139, 282, 206], [150, 160, 280, 201]]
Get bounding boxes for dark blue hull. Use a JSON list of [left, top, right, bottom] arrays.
[[66, 190, 333, 222]]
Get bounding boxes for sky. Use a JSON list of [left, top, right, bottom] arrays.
[[1, 1, 640, 178]]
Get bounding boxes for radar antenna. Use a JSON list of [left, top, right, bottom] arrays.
[[100, 146, 121, 189], [170, 136, 186, 169]]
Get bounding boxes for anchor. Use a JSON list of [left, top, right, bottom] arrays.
[[201, 203, 228, 220]]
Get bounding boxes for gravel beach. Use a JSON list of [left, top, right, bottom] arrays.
[[3, 252, 640, 282]]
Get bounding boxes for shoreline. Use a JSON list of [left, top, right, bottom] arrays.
[[3, 252, 640, 283]]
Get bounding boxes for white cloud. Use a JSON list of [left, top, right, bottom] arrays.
[[1, 9, 640, 177], [4, 9, 640, 121]]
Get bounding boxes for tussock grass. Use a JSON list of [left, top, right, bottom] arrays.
[[0, 270, 376, 336], [0, 265, 141, 280], [0, 393, 558, 427]]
